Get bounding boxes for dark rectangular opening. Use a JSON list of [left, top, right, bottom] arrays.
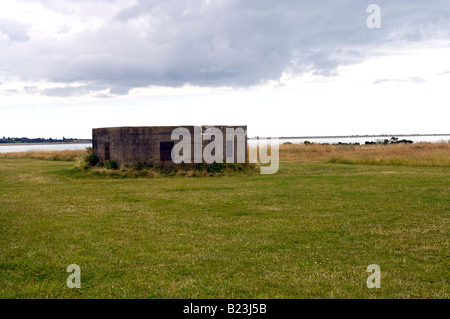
[[160, 141, 174, 161], [105, 142, 110, 161]]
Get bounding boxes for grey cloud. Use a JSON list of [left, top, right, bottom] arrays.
[[39, 83, 133, 97], [41, 82, 116, 97], [0, 18, 31, 42], [4, 0, 450, 94], [93, 93, 113, 99], [41, 86, 91, 97], [292, 49, 365, 77], [374, 77, 426, 85], [407, 77, 426, 83], [24, 86, 39, 94]]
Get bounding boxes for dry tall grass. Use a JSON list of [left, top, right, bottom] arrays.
[[1, 141, 449, 167], [0, 149, 87, 161], [274, 141, 450, 166]]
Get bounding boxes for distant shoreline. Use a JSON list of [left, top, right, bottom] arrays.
[[0, 141, 92, 146]]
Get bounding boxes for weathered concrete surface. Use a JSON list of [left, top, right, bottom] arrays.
[[92, 126, 247, 168]]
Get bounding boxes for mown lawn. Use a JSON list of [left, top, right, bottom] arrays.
[[0, 158, 448, 298]]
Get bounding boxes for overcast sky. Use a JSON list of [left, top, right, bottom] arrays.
[[0, 0, 449, 139]]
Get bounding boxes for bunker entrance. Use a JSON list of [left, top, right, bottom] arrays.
[[160, 141, 174, 161]]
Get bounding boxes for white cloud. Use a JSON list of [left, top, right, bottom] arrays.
[[0, 0, 449, 95], [0, 0, 449, 138]]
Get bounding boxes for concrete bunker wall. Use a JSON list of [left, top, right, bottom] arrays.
[[92, 126, 247, 169]]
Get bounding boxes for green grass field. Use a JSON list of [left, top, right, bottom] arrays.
[[0, 158, 448, 298]]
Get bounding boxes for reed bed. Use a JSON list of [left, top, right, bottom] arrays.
[[0, 149, 87, 161], [1, 141, 449, 166], [272, 141, 450, 166]]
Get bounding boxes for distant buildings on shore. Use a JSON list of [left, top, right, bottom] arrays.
[[0, 137, 92, 144]]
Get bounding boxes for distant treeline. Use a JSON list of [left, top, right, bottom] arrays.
[[364, 137, 414, 145], [0, 137, 92, 144], [285, 137, 414, 146]]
